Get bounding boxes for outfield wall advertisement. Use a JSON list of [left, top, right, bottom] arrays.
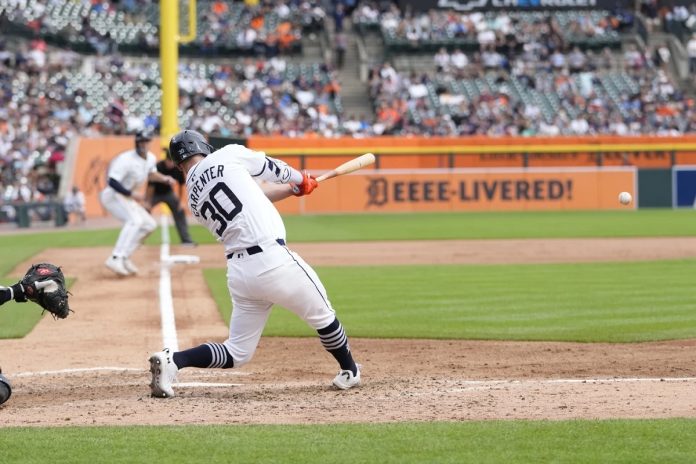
[[275, 168, 636, 214], [71, 137, 635, 217], [672, 166, 696, 209]]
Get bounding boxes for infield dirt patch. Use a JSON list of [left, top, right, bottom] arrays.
[[1, 238, 695, 426]]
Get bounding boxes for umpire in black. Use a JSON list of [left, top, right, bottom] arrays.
[[147, 149, 196, 246]]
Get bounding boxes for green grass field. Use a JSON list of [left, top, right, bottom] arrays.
[[0, 292, 44, 338], [279, 210, 696, 241], [2, 210, 696, 462], [3, 420, 696, 464], [3, 210, 696, 265], [204, 259, 696, 343]]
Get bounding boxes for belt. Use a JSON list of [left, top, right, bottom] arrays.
[[227, 238, 285, 260]]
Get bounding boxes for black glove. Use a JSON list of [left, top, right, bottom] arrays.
[[20, 263, 71, 319]]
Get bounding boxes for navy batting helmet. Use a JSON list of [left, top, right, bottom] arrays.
[[134, 131, 153, 144], [169, 130, 214, 165]]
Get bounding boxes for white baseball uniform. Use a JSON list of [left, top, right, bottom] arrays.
[[185, 144, 336, 366], [100, 149, 158, 259]]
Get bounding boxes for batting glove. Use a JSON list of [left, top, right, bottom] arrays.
[[292, 171, 319, 197]]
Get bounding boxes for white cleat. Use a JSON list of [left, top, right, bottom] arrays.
[[123, 258, 138, 275], [149, 348, 178, 398], [105, 256, 129, 276], [332, 367, 361, 390]]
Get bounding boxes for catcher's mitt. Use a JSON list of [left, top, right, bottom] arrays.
[[21, 263, 71, 319]]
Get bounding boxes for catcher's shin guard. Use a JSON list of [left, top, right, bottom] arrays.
[[0, 369, 11, 405]]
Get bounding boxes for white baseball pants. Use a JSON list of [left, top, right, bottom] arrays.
[[100, 188, 156, 258], [223, 241, 337, 367]]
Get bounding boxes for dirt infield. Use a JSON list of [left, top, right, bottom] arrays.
[[1, 238, 696, 426]]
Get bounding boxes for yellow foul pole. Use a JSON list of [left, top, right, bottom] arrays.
[[160, 0, 179, 148], [160, 0, 196, 149]]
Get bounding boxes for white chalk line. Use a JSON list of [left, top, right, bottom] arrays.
[[15, 367, 143, 377], [157, 217, 242, 389], [176, 382, 243, 388], [428, 377, 696, 394], [159, 215, 179, 352], [14, 367, 251, 378]]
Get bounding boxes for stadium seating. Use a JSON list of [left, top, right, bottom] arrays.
[[367, 52, 693, 136], [662, 5, 696, 44], [0, 40, 342, 136], [0, 0, 322, 56], [0, 0, 158, 54], [354, 7, 626, 55]]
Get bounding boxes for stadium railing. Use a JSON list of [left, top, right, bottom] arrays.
[[10, 201, 67, 229]]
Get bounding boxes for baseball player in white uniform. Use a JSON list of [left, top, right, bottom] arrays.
[[100, 132, 176, 276], [148, 130, 361, 397]]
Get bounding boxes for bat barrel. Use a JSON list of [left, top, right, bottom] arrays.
[[315, 153, 375, 182]]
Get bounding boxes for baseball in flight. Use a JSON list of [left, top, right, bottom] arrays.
[[618, 192, 632, 205]]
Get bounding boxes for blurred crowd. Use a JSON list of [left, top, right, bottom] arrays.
[[180, 58, 343, 138], [657, 2, 696, 79], [0, 39, 71, 220], [353, 2, 631, 48], [0, 0, 327, 56], [366, 42, 695, 136], [661, 3, 696, 38], [196, 0, 325, 57], [0, 38, 345, 165]]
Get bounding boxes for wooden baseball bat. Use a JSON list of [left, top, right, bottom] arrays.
[[315, 153, 376, 182]]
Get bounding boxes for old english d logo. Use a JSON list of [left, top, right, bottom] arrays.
[[367, 178, 388, 206]]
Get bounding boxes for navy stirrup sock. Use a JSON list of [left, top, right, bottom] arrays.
[[318, 318, 357, 375], [172, 343, 234, 369]]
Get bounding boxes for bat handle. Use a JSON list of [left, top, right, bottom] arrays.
[[315, 172, 334, 183]]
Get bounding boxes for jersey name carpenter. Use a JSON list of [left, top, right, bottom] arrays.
[[189, 165, 225, 216]]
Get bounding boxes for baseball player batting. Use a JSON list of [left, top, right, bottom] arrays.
[[148, 130, 361, 397], [100, 132, 177, 276]]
